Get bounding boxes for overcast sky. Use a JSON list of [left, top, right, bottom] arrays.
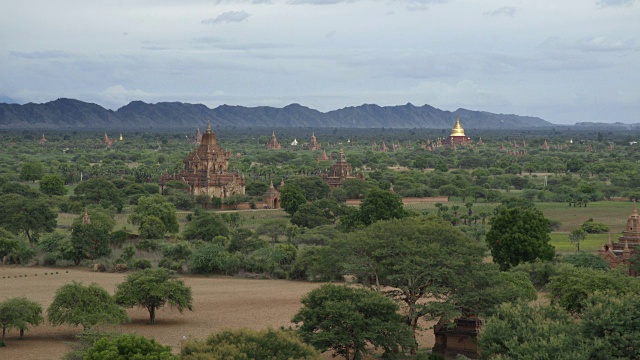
[[1, 0, 638, 124]]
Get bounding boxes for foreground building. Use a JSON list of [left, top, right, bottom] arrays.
[[160, 121, 246, 200], [444, 118, 472, 147]]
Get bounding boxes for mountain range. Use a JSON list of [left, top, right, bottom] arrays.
[[0, 98, 553, 129]]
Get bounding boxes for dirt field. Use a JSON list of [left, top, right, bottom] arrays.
[[0, 266, 436, 359]]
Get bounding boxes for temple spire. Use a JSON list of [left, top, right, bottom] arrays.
[[206, 120, 212, 133], [83, 209, 91, 225], [633, 200, 638, 215]]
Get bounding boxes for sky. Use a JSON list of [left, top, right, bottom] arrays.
[[0, 0, 639, 125]]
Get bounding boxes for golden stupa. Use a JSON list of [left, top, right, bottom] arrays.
[[450, 118, 466, 136], [444, 117, 471, 147]]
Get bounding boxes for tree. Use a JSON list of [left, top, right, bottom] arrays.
[[486, 207, 555, 270], [547, 265, 640, 314], [83, 333, 178, 360], [330, 217, 487, 349], [288, 176, 331, 201], [479, 302, 592, 359], [292, 284, 413, 360], [19, 162, 44, 182], [39, 174, 67, 196], [183, 211, 229, 241], [568, 226, 587, 251], [280, 184, 307, 216], [69, 209, 113, 264], [0, 229, 35, 265], [138, 216, 167, 239], [115, 268, 193, 325], [0, 297, 43, 346], [341, 179, 370, 199], [434, 159, 448, 172], [256, 219, 288, 244], [73, 178, 123, 211], [47, 282, 128, 330], [0, 194, 57, 243], [358, 188, 406, 226], [129, 194, 179, 235], [182, 328, 320, 360], [582, 292, 640, 359]]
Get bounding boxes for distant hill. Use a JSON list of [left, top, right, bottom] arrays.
[[0, 98, 553, 129]]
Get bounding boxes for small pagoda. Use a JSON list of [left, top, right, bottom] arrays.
[[600, 201, 640, 275], [266, 131, 282, 150], [322, 149, 363, 188], [444, 118, 471, 147], [160, 121, 246, 200], [38, 133, 47, 145], [262, 181, 280, 209], [103, 133, 115, 148], [304, 133, 321, 151], [317, 150, 330, 162]]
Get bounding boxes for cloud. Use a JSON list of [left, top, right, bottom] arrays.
[[192, 36, 285, 50], [484, 6, 516, 17], [201, 11, 250, 25], [325, 30, 337, 39], [540, 36, 639, 53], [9, 50, 75, 59], [288, 0, 355, 4], [95, 85, 156, 109], [596, 0, 636, 7]]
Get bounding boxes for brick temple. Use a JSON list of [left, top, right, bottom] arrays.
[[160, 121, 246, 200]]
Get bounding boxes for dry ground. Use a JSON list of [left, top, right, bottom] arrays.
[[0, 266, 436, 359]]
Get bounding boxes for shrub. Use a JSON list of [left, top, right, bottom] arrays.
[[131, 258, 152, 270], [189, 244, 230, 274], [581, 218, 610, 234]]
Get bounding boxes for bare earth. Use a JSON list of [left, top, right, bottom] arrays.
[[0, 266, 435, 359]]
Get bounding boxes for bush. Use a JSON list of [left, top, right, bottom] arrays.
[[131, 258, 152, 270], [561, 252, 610, 270], [110, 230, 129, 249], [510, 260, 564, 291], [135, 240, 160, 252], [581, 218, 610, 234], [189, 244, 230, 274]]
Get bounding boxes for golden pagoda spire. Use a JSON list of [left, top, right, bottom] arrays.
[[450, 117, 465, 137], [206, 120, 212, 133]]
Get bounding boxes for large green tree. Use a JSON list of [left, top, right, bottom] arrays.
[[287, 176, 331, 201], [330, 217, 487, 349], [357, 188, 406, 226], [0, 297, 43, 346], [73, 178, 123, 211], [0, 194, 57, 243], [292, 284, 413, 360], [486, 206, 555, 270], [114, 268, 193, 325], [68, 209, 115, 264], [129, 194, 179, 235], [39, 174, 67, 196], [19, 162, 44, 182], [182, 328, 320, 360], [47, 282, 128, 330], [279, 184, 307, 216], [182, 211, 229, 241]]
